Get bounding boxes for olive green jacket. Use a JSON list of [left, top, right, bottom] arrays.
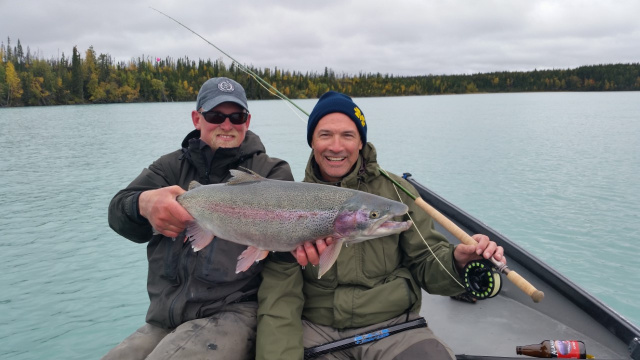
[[256, 143, 465, 360]]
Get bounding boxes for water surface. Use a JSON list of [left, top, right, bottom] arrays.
[[0, 92, 638, 359]]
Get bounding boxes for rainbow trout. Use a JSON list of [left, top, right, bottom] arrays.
[[177, 169, 412, 278]]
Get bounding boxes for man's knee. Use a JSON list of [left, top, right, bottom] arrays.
[[101, 323, 169, 360], [147, 304, 257, 360], [393, 338, 456, 360]]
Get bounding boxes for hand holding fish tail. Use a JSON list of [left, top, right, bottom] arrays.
[[139, 186, 194, 238], [292, 237, 335, 266], [453, 234, 505, 271]]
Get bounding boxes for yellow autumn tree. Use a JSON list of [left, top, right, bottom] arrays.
[[5, 62, 23, 105]]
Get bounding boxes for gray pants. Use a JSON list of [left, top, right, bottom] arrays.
[[101, 302, 257, 360], [303, 312, 455, 360]]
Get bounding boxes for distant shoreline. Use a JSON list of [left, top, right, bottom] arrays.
[[2, 41, 639, 107]]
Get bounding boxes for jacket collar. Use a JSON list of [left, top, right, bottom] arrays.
[[180, 130, 266, 184]]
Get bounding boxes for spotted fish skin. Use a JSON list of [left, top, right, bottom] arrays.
[[177, 169, 412, 277]]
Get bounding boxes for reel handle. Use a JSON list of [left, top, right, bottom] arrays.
[[414, 197, 544, 303]]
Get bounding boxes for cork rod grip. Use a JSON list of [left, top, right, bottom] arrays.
[[506, 271, 545, 303], [414, 197, 544, 303]]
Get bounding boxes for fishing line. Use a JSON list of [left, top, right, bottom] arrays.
[[151, 6, 463, 285], [388, 173, 466, 290], [381, 170, 542, 302], [152, 7, 518, 298], [150, 7, 309, 124], [387, 172, 507, 297]]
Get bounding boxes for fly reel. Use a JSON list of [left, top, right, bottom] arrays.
[[463, 259, 502, 300]]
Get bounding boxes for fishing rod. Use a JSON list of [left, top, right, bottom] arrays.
[[379, 168, 544, 303], [151, 7, 543, 303], [304, 318, 427, 359], [149, 7, 310, 118]]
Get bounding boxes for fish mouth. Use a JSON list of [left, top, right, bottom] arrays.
[[376, 220, 413, 232], [364, 214, 413, 236]]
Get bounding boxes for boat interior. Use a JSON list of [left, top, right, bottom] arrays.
[[406, 174, 640, 360]]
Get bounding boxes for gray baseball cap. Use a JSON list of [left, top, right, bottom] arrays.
[[196, 77, 249, 112]]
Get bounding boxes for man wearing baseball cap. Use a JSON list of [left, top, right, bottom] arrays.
[[257, 91, 504, 359], [104, 77, 293, 359]]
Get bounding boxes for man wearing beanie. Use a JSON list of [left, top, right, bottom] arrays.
[[257, 91, 504, 359], [104, 77, 293, 360]]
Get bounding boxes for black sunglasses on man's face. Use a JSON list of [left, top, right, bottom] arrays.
[[199, 111, 249, 125]]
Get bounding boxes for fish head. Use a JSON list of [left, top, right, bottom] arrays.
[[334, 193, 412, 243]]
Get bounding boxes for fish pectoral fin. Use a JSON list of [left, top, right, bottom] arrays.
[[185, 222, 215, 252], [317, 239, 345, 279], [236, 246, 269, 273]]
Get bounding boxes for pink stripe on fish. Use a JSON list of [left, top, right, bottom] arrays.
[[207, 203, 326, 221]]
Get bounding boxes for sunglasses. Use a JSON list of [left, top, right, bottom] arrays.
[[199, 111, 249, 125]]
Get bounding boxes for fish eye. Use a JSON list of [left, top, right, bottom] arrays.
[[370, 211, 380, 219]]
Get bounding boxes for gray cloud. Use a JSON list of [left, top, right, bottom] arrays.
[[1, 0, 638, 76]]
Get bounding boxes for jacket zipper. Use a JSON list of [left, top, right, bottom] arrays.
[[168, 243, 192, 328]]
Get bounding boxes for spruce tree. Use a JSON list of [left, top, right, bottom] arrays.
[[71, 46, 83, 101]]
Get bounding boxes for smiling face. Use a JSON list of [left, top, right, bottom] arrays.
[[192, 102, 251, 150], [311, 113, 363, 182]]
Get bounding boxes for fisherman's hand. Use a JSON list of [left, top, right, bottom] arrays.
[[453, 234, 505, 270], [292, 237, 335, 267], [139, 186, 193, 238]]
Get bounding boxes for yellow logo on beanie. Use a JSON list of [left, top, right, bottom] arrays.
[[354, 107, 366, 127]]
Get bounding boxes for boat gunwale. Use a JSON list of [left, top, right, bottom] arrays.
[[404, 173, 640, 350]]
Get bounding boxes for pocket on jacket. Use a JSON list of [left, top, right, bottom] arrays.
[[361, 236, 400, 278], [148, 235, 180, 283], [348, 273, 417, 328]]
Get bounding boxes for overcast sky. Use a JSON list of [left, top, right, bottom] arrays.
[[2, 0, 639, 76]]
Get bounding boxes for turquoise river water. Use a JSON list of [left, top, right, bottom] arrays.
[[0, 91, 638, 359]]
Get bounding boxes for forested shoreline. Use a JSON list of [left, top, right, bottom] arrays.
[[2, 38, 639, 107]]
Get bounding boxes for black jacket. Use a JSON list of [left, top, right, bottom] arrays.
[[108, 129, 293, 329]]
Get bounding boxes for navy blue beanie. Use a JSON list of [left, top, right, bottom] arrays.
[[307, 91, 367, 146]]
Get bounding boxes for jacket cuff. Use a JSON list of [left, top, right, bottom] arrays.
[[451, 245, 464, 278], [126, 191, 147, 224]]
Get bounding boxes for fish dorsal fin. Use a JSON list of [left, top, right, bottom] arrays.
[[188, 180, 203, 190], [227, 168, 265, 185]]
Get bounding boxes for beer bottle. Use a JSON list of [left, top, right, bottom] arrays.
[[516, 340, 587, 358]]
